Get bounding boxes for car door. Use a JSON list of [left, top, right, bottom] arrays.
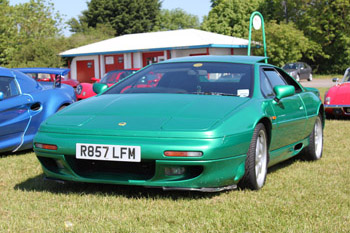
[[300, 63, 308, 79], [0, 77, 33, 152], [260, 67, 307, 150]]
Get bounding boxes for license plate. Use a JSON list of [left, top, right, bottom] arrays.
[[76, 143, 141, 162]]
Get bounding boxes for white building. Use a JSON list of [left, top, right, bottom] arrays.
[[60, 29, 251, 82]]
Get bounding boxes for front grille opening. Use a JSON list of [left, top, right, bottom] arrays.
[[344, 107, 350, 114], [37, 156, 59, 173], [65, 156, 155, 181], [185, 166, 203, 179]]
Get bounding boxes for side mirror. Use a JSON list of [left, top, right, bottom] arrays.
[[332, 78, 339, 83], [93, 83, 108, 94], [91, 77, 100, 82], [274, 85, 295, 101], [0, 92, 3, 101]]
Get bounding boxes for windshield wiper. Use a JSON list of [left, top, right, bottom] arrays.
[[188, 92, 237, 96]]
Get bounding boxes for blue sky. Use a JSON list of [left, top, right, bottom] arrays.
[[9, 0, 212, 36]]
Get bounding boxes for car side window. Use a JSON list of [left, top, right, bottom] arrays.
[[0, 77, 19, 98], [260, 70, 275, 98], [275, 68, 303, 93], [262, 68, 286, 88]]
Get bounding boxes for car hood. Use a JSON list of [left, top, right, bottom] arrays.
[[327, 83, 350, 105], [41, 94, 250, 137]]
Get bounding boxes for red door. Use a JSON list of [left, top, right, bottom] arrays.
[[142, 52, 164, 67], [105, 55, 124, 73], [77, 60, 95, 83]]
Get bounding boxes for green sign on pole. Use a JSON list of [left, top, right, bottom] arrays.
[[248, 11, 267, 63]]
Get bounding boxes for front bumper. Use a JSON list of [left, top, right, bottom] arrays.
[[34, 131, 250, 190], [324, 104, 350, 116]]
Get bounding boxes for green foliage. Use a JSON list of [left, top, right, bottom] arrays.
[[259, 0, 350, 74], [65, 23, 115, 49], [253, 21, 320, 67], [201, 0, 263, 38], [73, 0, 161, 36], [0, 0, 65, 68], [153, 8, 200, 31]]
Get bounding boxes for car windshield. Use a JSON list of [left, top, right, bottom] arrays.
[[341, 68, 350, 83], [283, 63, 297, 69], [103, 62, 253, 97], [101, 70, 135, 84]]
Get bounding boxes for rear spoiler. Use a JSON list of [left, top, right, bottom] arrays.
[[12, 67, 70, 88]]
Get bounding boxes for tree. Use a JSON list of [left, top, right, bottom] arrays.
[[252, 21, 320, 67], [71, 0, 161, 36], [0, 0, 16, 64], [201, 0, 263, 38], [65, 23, 116, 49], [153, 8, 200, 31], [259, 0, 350, 73], [2, 0, 65, 68]]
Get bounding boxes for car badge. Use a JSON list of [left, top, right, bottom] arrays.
[[118, 122, 127, 126], [193, 63, 203, 68]]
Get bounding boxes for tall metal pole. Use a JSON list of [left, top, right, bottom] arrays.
[[248, 11, 267, 63]]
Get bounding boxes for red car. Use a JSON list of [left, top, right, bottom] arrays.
[[76, 69, 139, 100], [324, 67, 350, 117], [14, 68, 80, 88]]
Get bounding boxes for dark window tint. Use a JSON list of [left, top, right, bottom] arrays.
[[0, 77, 19, 98], [260, 71, 274, 98], [263, 69, 286, 88], [104, 62, 253, 97]]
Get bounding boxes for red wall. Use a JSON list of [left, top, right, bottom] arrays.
[[105, 54, 124, 73], [142, 52, 164, 67], [76, 60, 95, 83]]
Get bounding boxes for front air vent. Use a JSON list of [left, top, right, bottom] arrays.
[[30, 102, 41, 111]]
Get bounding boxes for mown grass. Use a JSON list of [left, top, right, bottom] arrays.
[[1, 119, 349, 233], [1, 85, 349, 232], [313, 74, 342, 80]]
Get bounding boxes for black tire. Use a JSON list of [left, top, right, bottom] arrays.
[[238, 123, 269, 190], [57, 105, 67, 112], [307, 73, 313, 81], [300, 114, 323, 161]]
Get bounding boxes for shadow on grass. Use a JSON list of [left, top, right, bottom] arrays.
[[14, 152, 313, 199], [0, 149, 33, 159], [267, 156, 299, 174], [14, 174, 220, 200]]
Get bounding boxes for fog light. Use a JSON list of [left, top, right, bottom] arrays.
[[56, 160, 64, 169], [35, 143, 57, 150], [165, 167, 185, 176], [164, 151, 203, 157]]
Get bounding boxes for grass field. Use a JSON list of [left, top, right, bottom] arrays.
[[1, 95, 349, 232]]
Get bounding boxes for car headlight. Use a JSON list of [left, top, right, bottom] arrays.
[[289, 71, 297, 77], [76, 85, 82, 95], [325, 97, 331, 105]]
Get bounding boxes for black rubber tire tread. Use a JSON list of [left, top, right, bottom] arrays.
[[299, 114, 323, 161], [238, 123, 268, 190]]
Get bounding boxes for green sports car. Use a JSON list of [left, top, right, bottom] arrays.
[[33, 56, 324, 191]]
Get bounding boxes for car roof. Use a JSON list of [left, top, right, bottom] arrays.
[[13, 67, 70, 76], [161, 55, 268, 65], [0, 67, 15, 77]]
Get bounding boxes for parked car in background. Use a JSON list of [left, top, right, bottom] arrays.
[[76, 69, 139, 100], [14, 68, 80, 88], [282, 62, 312, 82], [324, 67, 350, 118], [0, 67, 76, 153], [34, 55, 324, 192]]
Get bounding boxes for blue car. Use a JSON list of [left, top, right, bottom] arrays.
[[0, 67, 76, 153]]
